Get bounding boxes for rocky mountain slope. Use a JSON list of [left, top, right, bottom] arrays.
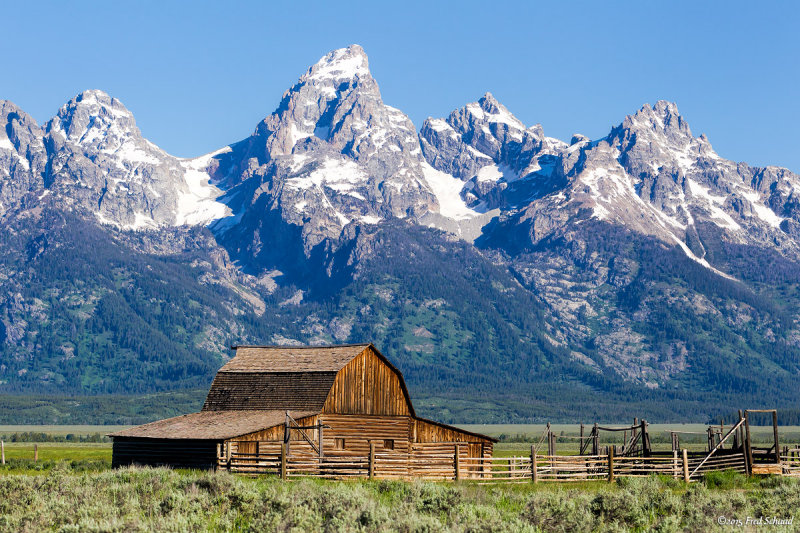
[[1, 45, 799, 422]]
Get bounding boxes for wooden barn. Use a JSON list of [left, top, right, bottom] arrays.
[[110, 344, 495, 474]]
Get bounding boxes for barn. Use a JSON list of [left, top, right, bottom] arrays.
[[110, 344, 495, 473]]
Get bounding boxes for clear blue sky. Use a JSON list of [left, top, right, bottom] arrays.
[[4, 1, 798, 171]]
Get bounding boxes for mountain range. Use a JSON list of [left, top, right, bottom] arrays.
[[2, 45, 799, 423]]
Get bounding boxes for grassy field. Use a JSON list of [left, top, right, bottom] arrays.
[[0, 464, 798, 532], [1, 440, 799, 531], [1, 443, 111, 463]]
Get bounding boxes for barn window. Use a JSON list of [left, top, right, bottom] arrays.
[[334, 438, 345, 450], [383, 439, 394, 450]]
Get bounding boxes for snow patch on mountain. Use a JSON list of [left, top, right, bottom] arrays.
[[686, 179, 741, 231], [421, 162, 484, 220], [176, 149, 232, 226]]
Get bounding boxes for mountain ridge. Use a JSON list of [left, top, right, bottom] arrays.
[[1, 44, 799, 422]]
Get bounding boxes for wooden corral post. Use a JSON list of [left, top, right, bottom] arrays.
[[736, 410, 744, 450], [744, 411, 753, 476], [592, 423, 599, 456], [531, 445, 537, 484], [34, 444, 38, 463], [682, 449, 689, 483], [280, 443, 287, 481], [318, 420, 324, 459], [772, 410, 780, 464], [673, 449, 679, 478], [369, 442, 376, 480], [580, 424, 584, 455], [607, 447, 614, 483], [1, 440, 4, 465], [454, 444, 461, 481]]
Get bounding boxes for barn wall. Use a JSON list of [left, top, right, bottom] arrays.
[[320, 414, 412, 455], [323, 348, 411, 416], [228, 414, 413, 456], [231, 415, 319, 455], [112, 438, 218, 469], [413, 419, 494, 458]]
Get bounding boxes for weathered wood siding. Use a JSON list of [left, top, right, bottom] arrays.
[[320, 414, 412, 455], [230, 414, 412, 456], [414, 419, 493, 458], [112, 438, 218, 469], [323, 347, 412, 416], [231, 415, 319, 455]]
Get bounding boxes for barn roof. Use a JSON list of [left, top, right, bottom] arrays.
[[220, 344, 371, 373], [202, 343, 416, 416], [202, 371, 338, 412], [109, 409, 317, 440]]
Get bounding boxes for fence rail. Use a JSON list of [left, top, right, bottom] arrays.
[[215, 441, 772, 482]]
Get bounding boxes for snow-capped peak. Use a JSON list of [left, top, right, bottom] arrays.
[[47, 90, 145, 151], [301, 44, 370, 84], [466, 92, 527, 130]]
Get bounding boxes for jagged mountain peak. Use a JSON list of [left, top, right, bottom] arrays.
[[462, 92, 527, 132], [47, 89, 145, 152], [301, 44, 370, 85], [622, 100, 692, 141]]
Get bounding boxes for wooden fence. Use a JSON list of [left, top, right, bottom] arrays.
[[216, 441, 768, 483], [782, 448, 800, 477]]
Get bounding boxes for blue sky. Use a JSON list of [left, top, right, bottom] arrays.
[[4, 1, 798, 171]]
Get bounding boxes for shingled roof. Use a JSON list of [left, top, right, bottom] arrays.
[[220, 344, 370, 372], [109, 409, 317, 440]]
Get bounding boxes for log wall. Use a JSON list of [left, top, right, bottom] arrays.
[[112, 438, 218, 469]]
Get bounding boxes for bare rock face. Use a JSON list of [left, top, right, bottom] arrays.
[[0, 101, 48, 213]]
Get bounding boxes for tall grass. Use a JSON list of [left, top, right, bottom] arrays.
[[0, 464, 798, 532]]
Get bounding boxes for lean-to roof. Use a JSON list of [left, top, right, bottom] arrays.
[[109, 409, 317, 440]]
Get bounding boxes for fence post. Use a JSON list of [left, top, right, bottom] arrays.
[[369, 442, 376, 480], [607, 447, 614, 483], [280, 443, 287, 480], [1, 440, 4, 465], [34, 444, 38, 463], [772, 410, 780, 465], [744, 411, 753, 476], [673, 449, 678, 478], [531, 445, 537, 484], [454, 444, 461, 481], [682, 449, 689, 483]]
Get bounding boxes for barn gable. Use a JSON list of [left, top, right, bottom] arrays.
[[201, 344, 415, 416], [323, 345, 414, 416]]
